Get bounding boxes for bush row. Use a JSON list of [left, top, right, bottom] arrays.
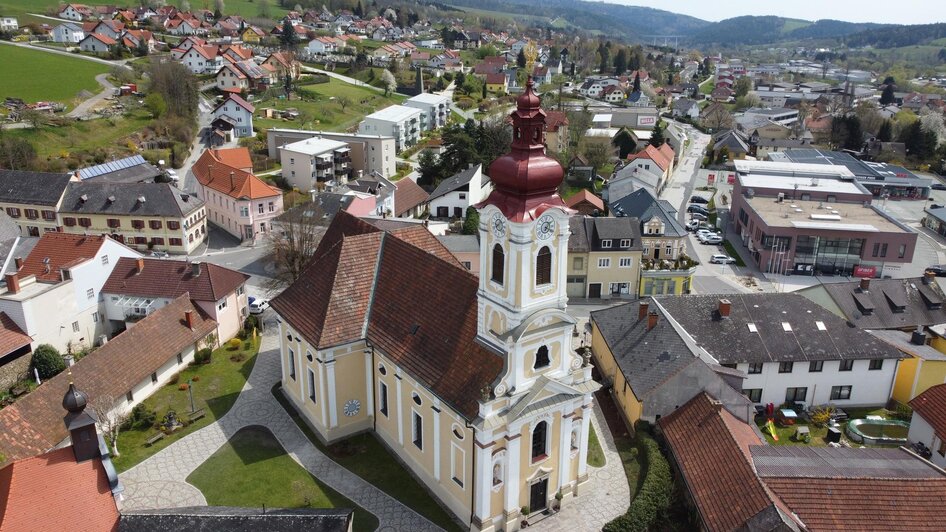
[[603, 431, 673, 532]]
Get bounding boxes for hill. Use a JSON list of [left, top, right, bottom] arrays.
[[844, 22, 946, 48], [687, 16, 887, 46]]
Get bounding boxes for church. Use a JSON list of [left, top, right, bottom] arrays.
[[270, 80, 599, 532]]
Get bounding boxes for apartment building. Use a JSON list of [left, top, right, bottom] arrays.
[[358, 105, 423, 153], [267, 129, 396, 179], [403, 92, 450, 131], [279, 137, 352, 191]]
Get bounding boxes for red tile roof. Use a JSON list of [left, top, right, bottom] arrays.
[[214, 93, 255, 114], [0, 295, 216, 464], [0, 447, 120, 532], [0, 313, 31, 358], [394, 178, 429, 217], [911, 383, 946, 441], [18, 233, 109, 283], [544, 111, 568, 132], [485, 73, 506, 85], [659, 393, 787, 531], [626, 143, 673, 173], [209, 146, 253, 172], [84, 33, 117, 46], [564, 189, 604, 212], [271, 212, 502, 419], [191, 149, 280, 201], [102, 258, 248, 302]]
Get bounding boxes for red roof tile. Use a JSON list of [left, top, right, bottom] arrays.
[[394, 179, 430, 217], [191, 149, 280, 201], [911, 383, 946, 441], [544, 111, 568, 132], [626, 144, 672, 172], [485, 73, 506, 85], [101, 258, 248, 302], [18, 233, 109, 283], [208, 146, 252, 172], [0, 295, 216, 464], [0, 313, 31, 358], [564, 189, 604, 212], [0, 447, 119, 532]]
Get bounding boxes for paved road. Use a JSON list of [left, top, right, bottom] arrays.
[[67, 73, 115, 118]]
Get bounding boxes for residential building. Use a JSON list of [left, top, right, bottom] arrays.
[[51, 22, 85, 43], [179, 45, 222, 74], [358, 105, 423, 153], [427, 164, 491, 219], [485, 72, 507, 93], [270, 82, 599, 531], [59, 3, 94, 21], [0, 233, 139, 353], [563, 189, 604, 216], [544, 111, 568, 154], [0, 170, 71, 237], [279, 137, 352, 190], [654, 294, 903, 408], [799, 276, 946, 331], [908, 384, 946, 469], [267, 129, 397, 179], [190, 148, 284, 241], [742, 106, 799, 126], [102, 257, 249, 341], [621, 144, 675, 192], [0, 311, 32, 392], [870, 328, 946, 405], [88, 19, 123, 40], [212, 93, 254, 139], [78, 33, 116, 54], [566, 216, 643, 299], [436, 234, 479, 274], [661, 392, 946, 531], [590, 301, 752, 425], [394, 178, 429, 219], [75, 155, 163, 184], [671, 98, 699, 120], [403, 93, 450, 131], [730, 161, 917, 276], [0, 16, 17, 31]]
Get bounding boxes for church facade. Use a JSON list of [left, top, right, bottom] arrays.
[[270, 80, 599, 532]]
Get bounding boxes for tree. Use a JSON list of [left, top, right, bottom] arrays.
[[19, 109, 46, 129], [144, 92, 166, 118], [462, 206, 479, 235], [612, 127, 636, 159], [0, 136, 36, 170], [880, 84, 896, 105], [613, 48, 627, 75], [265, 202, 330, 289], [878, 120, 893, 142], [278, 16, 299, 49], [180, 0, 190, 11], [734, 76, 752, 98], [214, 0, 225, 18], [648, 122, 665, 147], [32, 344, 65, 380], [415, 67, 423, 92], [632, 72, 641, 93], [147, 61, 198, 121], [481, 82, 487, 99], [830, 114, 863, 151], [381, 69, 396, 96], [417, 150, 441, 187], [516, 48, 526, 69], [337, 95, 352, 111], [89, 394, 128, 458], [110, 65, 134, 85], [257, 0, 271, 18], [582, 142, 609, 173]]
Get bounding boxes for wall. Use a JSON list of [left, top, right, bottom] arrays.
[[586, 250, 641, 299], [907, 414, 946, 469], [892, 356, 920, 404], [266, 129, 396, 178], [643, 361, 753, 424], [734, 358, 898, 407], [59, 209, 206, 255], [0, 349, 32, 391], [590, 322, 643, 424], [0, 202, 60, 237], [116, 342, 199, 415]]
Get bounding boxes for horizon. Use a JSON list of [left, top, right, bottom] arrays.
[[596, 0, 946, 26]]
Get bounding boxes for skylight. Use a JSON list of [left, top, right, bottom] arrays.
[[816, 321, 827, 331], [747, 323, 758, 333], [782, 322, 792, 332]]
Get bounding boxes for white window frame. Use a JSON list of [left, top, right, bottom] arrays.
[[450, 442, 465, 488], [598, 258, 610, 268], [620, 239, 631, 248], [600, 239, 612, 248], [619, 257, 633, 268]]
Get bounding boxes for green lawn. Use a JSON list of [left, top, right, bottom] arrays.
[[255, 78, 405, 133], [586, 423, 606, 468], [0, 0, 286, 25], [112, 337, 260, 472], [721, 240, 747, 267], [0, 44, 108, 104], [187, 426, 378, 532], [757, 407, 897, 447], [273, 384, 462, 532]]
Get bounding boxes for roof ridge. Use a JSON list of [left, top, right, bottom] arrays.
[[360, 232, 387, 339]]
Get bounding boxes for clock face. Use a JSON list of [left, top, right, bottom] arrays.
[[536, 215, 556, 240], [344, 399, 361, 417], [491, 212, 506, 237]]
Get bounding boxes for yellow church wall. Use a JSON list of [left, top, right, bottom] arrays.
[[516, 413, 564, 512], [326, 343, 370, 435]]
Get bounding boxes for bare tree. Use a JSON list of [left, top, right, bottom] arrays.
[[265, 196, 331, 289], [89, 395, 128, 458], [337, 95, 352, 111]]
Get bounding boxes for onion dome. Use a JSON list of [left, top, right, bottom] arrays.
[[62, 382, 88, 413]]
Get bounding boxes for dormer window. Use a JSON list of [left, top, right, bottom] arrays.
[[620, 239, 631, 248], [601, 239, 612, 248]]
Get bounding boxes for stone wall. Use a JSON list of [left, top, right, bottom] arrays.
[[0, 352, 32, 392]]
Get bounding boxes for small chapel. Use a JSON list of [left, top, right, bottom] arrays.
[[271, 79, 599, 532]]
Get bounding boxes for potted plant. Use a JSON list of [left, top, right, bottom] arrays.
[[554, 490, 564, 511], [520, 506, 530, 527]]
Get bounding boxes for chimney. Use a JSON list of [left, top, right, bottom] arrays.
[[136, 257, 145, 274], [718, 298, 731, 318], [924, 271, 936, 285], [860, 277, 870, 291], [647, 311, 658, 331], [13, 257, 22, 270], [229, 171, 235, 190], [638, 301, 649, 321], [192, 262, 201, 277], [911, 329, 927, 346], [5, 273, 19, 294], [184, 310, 194, 329]]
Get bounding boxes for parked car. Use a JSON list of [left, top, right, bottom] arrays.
[[702, 235, 723, 245], [697, 230, 719, 242], [686, 220, 700, 231], [690, 195, 710, 204], [710, 254, 736, 264], [687, 204, 709, 214], [690, 212, 708, 221], [150, 251, 169, 258], [249, 299, 270, 314], [933, 183, 946, 191], [926, 265, 946, 277]]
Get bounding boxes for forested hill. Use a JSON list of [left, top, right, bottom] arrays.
[[687, 16, 888, 46]]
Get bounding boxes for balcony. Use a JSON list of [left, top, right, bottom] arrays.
[[335, 154, 352, 164], [315, 161, 333, 170]]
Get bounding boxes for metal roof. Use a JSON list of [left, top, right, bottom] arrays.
[[77, 155, 149, 180]]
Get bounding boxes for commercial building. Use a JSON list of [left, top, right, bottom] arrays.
[[730, 160, 917, 276], [267, 129, 397, 179], [279, 137, 352, 191], [358, 105, 423, 153], [567, 216, 643, 299], [403, 92, 450, 131], [0, 170, 71, 237]]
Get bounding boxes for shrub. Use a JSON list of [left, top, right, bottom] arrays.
[[130, 404, 156, 429], [178, 383, 189, 391], [810, 405, 835, 427], [168, 372, 180, 386], [32, 344, 66, 380], [194, 348, 212, 365], [603, 435, 672, 532], [894, 403, 913, 421], [244, 315, 260, 332], [227, 338, 241, 350]]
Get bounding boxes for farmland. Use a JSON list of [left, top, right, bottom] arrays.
[[0, 0, 288, 25], [0, 44, 108, 104]]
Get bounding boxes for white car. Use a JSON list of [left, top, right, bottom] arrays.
[[249, 299, 270, 315], [702, 235, 724, 245], [696, 230, 718, 242], [710, 254, 736, 264]]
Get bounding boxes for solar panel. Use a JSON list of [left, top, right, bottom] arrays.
[[78, 155, 147, 180]]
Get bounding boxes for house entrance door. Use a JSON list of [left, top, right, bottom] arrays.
[[588, 283, 602, 298], [529, 478, 548, 513]]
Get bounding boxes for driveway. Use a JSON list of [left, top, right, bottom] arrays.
[[66, 73, 115, 118]]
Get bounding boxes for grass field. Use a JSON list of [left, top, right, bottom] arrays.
[[187, 426, 378, 532], [0, 0, 287, 25], [255, 78, 404, 133], [5, 109, 153, 162], [0, 44, 108, 103]]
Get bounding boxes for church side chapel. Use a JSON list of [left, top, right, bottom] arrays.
[[270, 78, 599, 532]]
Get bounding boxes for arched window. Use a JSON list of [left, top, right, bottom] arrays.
[[534, 345, 550, 369], [536, 246, 551, 285], [491, 244, 504, 285], [531, 421, 548, 461]]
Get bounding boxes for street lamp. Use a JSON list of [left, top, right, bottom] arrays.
[[188, 378, 196, 413]]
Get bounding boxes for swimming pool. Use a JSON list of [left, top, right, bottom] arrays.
[[846, 419, 910, 446]]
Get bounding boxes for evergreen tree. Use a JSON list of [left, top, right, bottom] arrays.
[[461, 206, 479, 234], [613, 48, 627, 75], [880, 84, 896, 105], [877, 120, 893, 142], [516, 48, 526, 69], [632, 72, 641, 93], [649, 122, 665, 147], [415, 67, 423, 93], [417, 150, 441, 187], [482, 82, 487, 99], [612, 128, 636, 159], [278, 16, 299, 49]]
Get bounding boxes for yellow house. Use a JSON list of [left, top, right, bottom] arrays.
[[872, 329, 946, 405], [271, 86, 600, 532], [58, 182, 207, 255], [567, 216, 643, 299], [639, 265, 697, 296], [241, 26, 263, 43], [485, 72, 508, 94], [0, 170, 71, 237]]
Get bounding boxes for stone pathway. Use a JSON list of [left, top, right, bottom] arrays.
[[119, 332, 444, 531]]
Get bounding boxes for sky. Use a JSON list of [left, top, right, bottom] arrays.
[[602, 0, 944, 25]]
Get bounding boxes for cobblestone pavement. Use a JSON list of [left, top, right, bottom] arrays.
[[119, 333, 443, 531]]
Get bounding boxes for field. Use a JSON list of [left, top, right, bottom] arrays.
[[4, 109, 153, 162], [0, 44, 108, 104], [0, 0, 287, 25]]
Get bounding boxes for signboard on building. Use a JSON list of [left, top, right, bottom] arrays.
[[853, 265, 877, 278], [638, 116, 656, 126], [707, 173, 715, 184]]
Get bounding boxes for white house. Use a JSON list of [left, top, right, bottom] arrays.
[[212, 94, 254, 138], [168, 17, 203, 36], [0, 17, 18, 32], [89, 19, 123, 40], [403, 92, 450, 131], [279, 137, 352, 191], [180, 45, 222, 75], [51, 22, 85, 43], [428, 164, 491, 219], [78, 33, 116, 54], [909, 384, 946, 467], [59, 4, 93, 21], [0, 233, 140, 353], [306, 36, 337, 54], [358, 105, 423, 154]]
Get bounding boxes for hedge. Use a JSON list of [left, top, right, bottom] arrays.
[[603, 433, 673, 532]]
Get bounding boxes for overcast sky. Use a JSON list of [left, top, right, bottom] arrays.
[[602, 0, 943, 25]]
